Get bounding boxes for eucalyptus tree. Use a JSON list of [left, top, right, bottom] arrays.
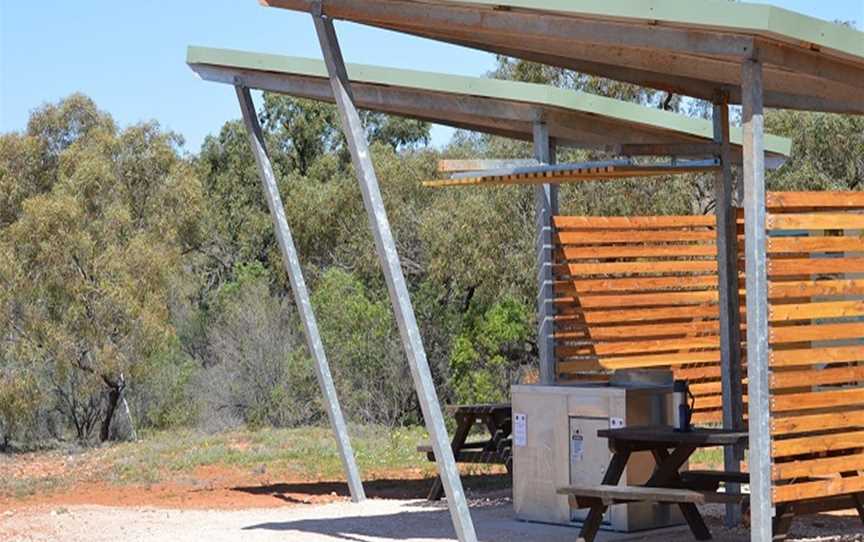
[[0, 96, 202, 442]]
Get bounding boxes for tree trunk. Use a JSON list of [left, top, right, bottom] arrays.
[[100, 386, 120, 442], [100, 376, 123, 442]]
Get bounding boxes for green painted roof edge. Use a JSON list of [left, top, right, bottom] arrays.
[[430, 0, 864, 62], [187, 45, 792, 156]]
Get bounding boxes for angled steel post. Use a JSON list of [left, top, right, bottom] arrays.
[[533, 121, 559, 385], [742, 58, 773, 542], [235, 84, 366, 503], [311, 10, 478, 542], [713, 95, 744, 528]]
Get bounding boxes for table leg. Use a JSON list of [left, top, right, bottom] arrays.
[[428, 414, 473, 501], [579, 448, 632, 542], [772, 503, 795, 541], [840, 472, 864, 524], [650, 446, 711, 541]]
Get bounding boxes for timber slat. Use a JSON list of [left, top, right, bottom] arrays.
[[768, 257, 864, 276], [768, 213, 864, 231], [554, 275, 719, 294], [771, 388, 864, 412], [772, 429, 864, 457], [674, 365, 723, 381], [771, 365, 864, 390], [689, 381, 724, 395], [770, 345, 864, 367], [592, 337, 721, 356], [773, 474, 864, 504], [556, 230, 716, 244], [769, 300, 864, 322], [773, 453, 864, 481], [769, 279, 864, 299], [768, 237, 864, 254], [555, 290, 719, 309], [767, 192, 864, 209], [556, 260, 718, 276], [557, 337, 722, 358], [558, 244, 717, 260], [555, 320, 721, 340], [553, 215, 716, 229], [556, 304, 721, 324], [601, 350, 722, 370], [772, 410, 864, 435]]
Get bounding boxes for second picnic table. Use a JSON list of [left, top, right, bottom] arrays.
[[418, 403, 512, 500], [558, 425, 749, 542]]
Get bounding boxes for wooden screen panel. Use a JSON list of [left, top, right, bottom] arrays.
[[766, 192, 864, 505], [551, 214, 732, 424]]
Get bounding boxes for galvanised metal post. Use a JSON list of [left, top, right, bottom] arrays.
[[235, 84, 366, 503], [311, 9, 478, 542], [742, 57, 773, 542], [533, 121, 559, 385], [713, 95, 744, 528]]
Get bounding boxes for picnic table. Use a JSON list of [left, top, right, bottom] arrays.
[[558, 425, 749, 542], [418, 403, 512, 501]]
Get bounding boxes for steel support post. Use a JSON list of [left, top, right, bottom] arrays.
[[742, 58, 773, 542], [235, 85, 366, 503], [533, 122, 559, 385], [311, 10, 478, 542], [713, 96, 744, 528]]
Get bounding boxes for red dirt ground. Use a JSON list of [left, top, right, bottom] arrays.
[[0, 451, 507, 512]]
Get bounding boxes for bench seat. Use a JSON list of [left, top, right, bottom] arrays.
[[558, 484, 747, 508], [417, 443, 511, 465], [680, 470, 749, 490]]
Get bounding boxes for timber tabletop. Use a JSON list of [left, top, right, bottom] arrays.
[[598, 425, 749, 447]]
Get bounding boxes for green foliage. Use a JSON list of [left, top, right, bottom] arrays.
[[449, 296, 533, 405], [198, 262, 315, 430], [312, 268, 413, 425], [261, 93, 430, 174], [767, 110, 864, 191], [0, 363, 42, 448], [1, 96, 202, 442], [133, 346, 198, 430], [196, 120, 277, 290]]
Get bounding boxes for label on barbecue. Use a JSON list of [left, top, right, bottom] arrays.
[[514, 413, 527, 447], [570, 433, 584, 462]]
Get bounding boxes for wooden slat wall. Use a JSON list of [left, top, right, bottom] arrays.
[[551, 214, 734, 424], [766, 192, 864, 505]]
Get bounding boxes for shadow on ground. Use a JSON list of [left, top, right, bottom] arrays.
[[243, 507, 458, 541], [232, 473, 510, 504]]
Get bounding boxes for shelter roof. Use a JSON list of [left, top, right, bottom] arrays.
[[261, 0, 864, 114], [187, 46, 791, 157]]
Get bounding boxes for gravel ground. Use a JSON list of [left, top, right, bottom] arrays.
[[2, 497, 863, 542]]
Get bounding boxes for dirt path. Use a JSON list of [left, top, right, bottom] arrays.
[[2, 442, 862, 542], [3, 498, 864, 542]]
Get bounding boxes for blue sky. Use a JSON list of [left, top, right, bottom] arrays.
[[2, 0, 862, 152]]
